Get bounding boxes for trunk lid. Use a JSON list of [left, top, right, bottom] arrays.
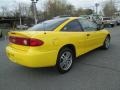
[[8, 31, 45, 51]]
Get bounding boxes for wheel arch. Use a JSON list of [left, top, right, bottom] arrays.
[[107, 34, 111, 39], [58, 44, 76, 58]]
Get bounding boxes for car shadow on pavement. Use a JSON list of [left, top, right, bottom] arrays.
[[73, 43, 114, 69], [10, 64, 61, 76], [74, 48, 101, 64]]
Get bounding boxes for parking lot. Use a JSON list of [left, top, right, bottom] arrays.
[[0, 26, 120, 90]]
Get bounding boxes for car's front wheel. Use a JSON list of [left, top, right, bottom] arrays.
[[102, 36, 110, 49], [56, 48, 74, 73]]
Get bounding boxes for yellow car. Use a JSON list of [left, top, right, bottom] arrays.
[[6, 17, 110, 73]]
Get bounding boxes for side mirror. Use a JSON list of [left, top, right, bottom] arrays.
[[97, 24, 104, 30]]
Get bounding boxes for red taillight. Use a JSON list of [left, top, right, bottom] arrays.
[[9, 36, 44, 46], [30, 38, 44, 46], [9, 36, 29, 46]]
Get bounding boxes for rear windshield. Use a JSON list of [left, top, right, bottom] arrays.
[[28, 18, 68, 31]]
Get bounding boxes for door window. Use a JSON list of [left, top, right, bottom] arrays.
[[62, 20, 83, 32], [79, 19, 97, 32]]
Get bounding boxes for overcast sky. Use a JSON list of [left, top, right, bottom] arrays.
[[0, 0, 105, 10]]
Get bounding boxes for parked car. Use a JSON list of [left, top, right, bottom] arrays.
[[101, 17, 116, 27], [16, 25, 29, 30], [6, 17, 110, 73], [80, 15, 103, 26], [115, 17, 120, 25], [0, 29, 2, 38], [116, 20, 120, 25], [53, 15, 71, 19]]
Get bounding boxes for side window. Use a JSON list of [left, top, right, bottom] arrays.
[[79, 19, 97, 32], [62, 20, 82, 32], [88, 21, 97, 31], [78, 19, 89, 30]]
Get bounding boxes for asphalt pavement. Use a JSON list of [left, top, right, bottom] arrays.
[[0, 27, 120, 90]]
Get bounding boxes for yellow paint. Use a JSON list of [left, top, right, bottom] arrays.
[[6, 17, 110, 67]]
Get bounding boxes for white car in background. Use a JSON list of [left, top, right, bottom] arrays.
[[115, 17, 120, 25], [0, 29, 2, 37], [101, 17, 116, 27], [16, 25, 29, 30]]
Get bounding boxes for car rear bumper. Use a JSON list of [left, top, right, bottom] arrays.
[[6, 46, 58, 68]]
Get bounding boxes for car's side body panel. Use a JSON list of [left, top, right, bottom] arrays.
[[84, 30, 108, 52]]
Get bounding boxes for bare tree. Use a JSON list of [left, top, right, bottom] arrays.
[[43, 0, 74, 19], [0, 6, 9, 16], [75, 8, 93, 16], [12, 2, 31, 17], [0, 6, 7, 16], [103, 0, 117, 17]]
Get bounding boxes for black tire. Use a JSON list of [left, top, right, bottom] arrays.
[[111, 24, 114, 27], [118, 23, 120, 26], [102, 36, 110, 49], [0, 32, 2, 38], [56, 48, 74, 74]]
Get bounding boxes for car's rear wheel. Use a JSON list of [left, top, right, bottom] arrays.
[[56, 48, 74, 73], [102, 36, 110, 49], [111, 24, 114, 27]]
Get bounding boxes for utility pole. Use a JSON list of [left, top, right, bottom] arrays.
[[31, 0, 39, 25], [19, 4, 22, 28], [95, 3, 99, 15]]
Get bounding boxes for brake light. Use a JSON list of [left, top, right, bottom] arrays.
[[30, 38, 44, 46], [9, 36, 44, 46]]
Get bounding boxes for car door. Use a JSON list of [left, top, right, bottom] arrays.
[[79, 19, 103, 52], [61, 19, 87, 56]]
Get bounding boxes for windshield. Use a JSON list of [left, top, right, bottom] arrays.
[[28, 18, 68, 31]]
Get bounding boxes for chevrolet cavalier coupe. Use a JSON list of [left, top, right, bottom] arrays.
[[6, 17, 110, 73]]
